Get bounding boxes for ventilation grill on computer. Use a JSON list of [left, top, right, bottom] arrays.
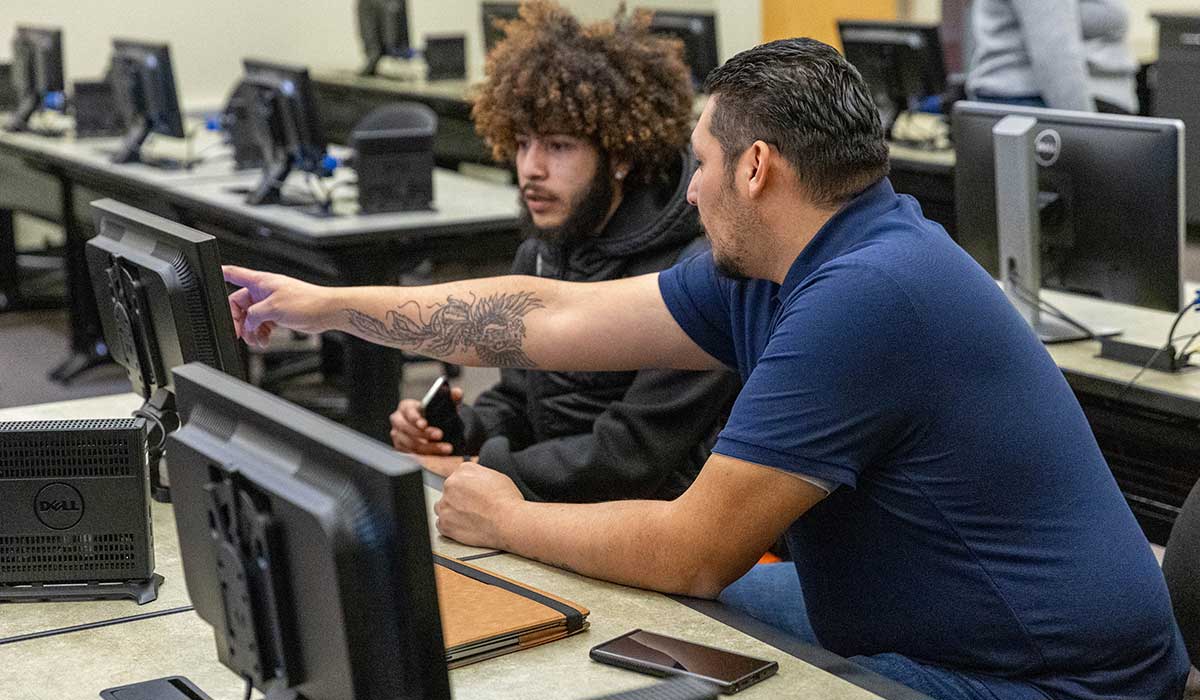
[[0, 419, 141, 478], [168, 249, 218, 368], [0, 533, 138, 575]]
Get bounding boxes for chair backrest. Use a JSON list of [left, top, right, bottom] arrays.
[[1162, 476, 1200, 666]]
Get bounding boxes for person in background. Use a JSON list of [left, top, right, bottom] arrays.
[[967, 0, 1139, 113], [388, 0, 740, 504]]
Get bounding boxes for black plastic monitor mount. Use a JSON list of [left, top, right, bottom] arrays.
[[134, 387, 180, 503]]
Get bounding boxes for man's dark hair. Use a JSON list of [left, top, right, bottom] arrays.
[[703, 38, 890, 206]]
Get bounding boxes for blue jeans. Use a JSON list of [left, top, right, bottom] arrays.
[[719, 564, 1049, 700]]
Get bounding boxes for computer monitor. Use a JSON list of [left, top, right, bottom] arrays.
[[168, 362, 451, 700], [108, 39, 186, 165], [481, 2, 521, 56], [85, 198, 244, 500], [953, 101, 1185, 318], [357, 0, 412, 76], [646, 10, 719, 90], [5, 25, 64, 133], [239, 59, 330, 206], [838, 20, 945, 140]]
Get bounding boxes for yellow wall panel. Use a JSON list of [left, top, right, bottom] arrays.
[[763, 0, 897, 51]]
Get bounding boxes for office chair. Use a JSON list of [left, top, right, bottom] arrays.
[[1163, 477, 1200, 666]]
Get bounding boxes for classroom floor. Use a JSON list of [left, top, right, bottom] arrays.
[[0, 306, 500, 410]]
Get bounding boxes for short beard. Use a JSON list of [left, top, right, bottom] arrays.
[[712, 250, 751, 280], [704, 174, 757, 281], [519, 160, 615, 247]]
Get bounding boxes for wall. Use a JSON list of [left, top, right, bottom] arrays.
[[0, 0, 761, 112], [763, 0, 895, 49]]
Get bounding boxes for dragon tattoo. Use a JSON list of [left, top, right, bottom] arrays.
[[343, 291, 545, 368]]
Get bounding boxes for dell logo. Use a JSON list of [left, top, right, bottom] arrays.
[[34, 483, 85, 530], [1035, 129, 1062, 167]]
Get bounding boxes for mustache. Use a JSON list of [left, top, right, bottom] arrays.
[[520, 184, 557, 200]]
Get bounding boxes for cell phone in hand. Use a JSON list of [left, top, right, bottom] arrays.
[[589, 629, 778, 695], [420, 375, 466, 455]]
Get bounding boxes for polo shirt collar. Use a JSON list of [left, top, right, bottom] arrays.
[[777, 177, 899, 301]]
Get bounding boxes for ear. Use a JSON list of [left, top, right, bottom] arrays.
[[611, 159, 633, 183], [743, 140, 773, 200]]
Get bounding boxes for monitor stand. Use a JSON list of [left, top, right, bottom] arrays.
[[98, 676, 216, 700], [4, 98, 67, 137], [992, 114, 1119, 344], [105, 118, 198, 170]]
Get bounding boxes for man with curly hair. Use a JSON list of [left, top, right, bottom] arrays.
[[387, 0, 740, 504]]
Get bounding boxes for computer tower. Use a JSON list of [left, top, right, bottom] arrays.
[[351, 102, 436, 213], [0, 418, 161, 603], [72, 79, 125, 138]]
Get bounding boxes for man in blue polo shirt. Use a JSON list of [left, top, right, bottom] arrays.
[[223, 38, 1188, 700]]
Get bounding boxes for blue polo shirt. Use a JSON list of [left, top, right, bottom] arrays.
[[658, 179, 1187, 700]]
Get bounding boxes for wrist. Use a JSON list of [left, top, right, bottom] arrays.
[[493, 496, 527, 553], [319, 285, 349, 333]]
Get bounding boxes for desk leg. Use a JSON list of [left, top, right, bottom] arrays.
[[0, 208, 17, 311], [48, 177, 111, 383], [340, 333, 403, 443]]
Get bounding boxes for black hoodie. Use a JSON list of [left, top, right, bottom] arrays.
[[458, 151, 742, 503]]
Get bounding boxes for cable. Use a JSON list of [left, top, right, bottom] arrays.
[[1176, 328, 1200, 360], [1113, 299, 1198, 402], [132, 404, 168, 454], [243, 676, 254, 700], [1006, 269, 1097, 340], [304, 172, 333, 211], [0, 605, 193, 646]]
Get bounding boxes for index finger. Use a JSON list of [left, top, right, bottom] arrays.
[[223, 265, 261, 288]]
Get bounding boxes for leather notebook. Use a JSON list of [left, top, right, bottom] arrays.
[[434, 554, 590, 668]]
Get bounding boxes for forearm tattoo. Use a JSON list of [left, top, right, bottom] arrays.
[[343, 292, 545, 367]]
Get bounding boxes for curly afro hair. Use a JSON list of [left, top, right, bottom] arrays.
[[471, 1, 694, 184]]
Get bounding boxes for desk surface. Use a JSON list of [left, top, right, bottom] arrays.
[[165, 168, 520, 246], [0, 121, 521, 247], [0, 393, 907, 699], [0, 122, 240, 187]]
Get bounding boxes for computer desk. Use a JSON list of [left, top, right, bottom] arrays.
[[312, 70, 491, 170], [0, 122, 523, 441], [0, 393, 929, 700]]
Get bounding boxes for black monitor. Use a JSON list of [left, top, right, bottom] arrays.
[[85, 198, 244, 500], [424, 34, 467, 81], [168, 362, 451, 700], [838, 20, 945, 140], [646, 10, 718, 90], [357, 0, 412, 76], [108, 39, 185, 164], [239, 59, 330, 206], [481, 2, 521, 56], [6, 25, 64, 133], [953, 101, 1185, 316]]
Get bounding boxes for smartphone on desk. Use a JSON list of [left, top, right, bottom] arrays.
[[590, 629, 778, 695], [421, 375, 466, 455]]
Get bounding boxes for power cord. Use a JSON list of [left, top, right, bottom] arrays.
[[242, 675, 254, 700], [1006, 269, 1097, 340]]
